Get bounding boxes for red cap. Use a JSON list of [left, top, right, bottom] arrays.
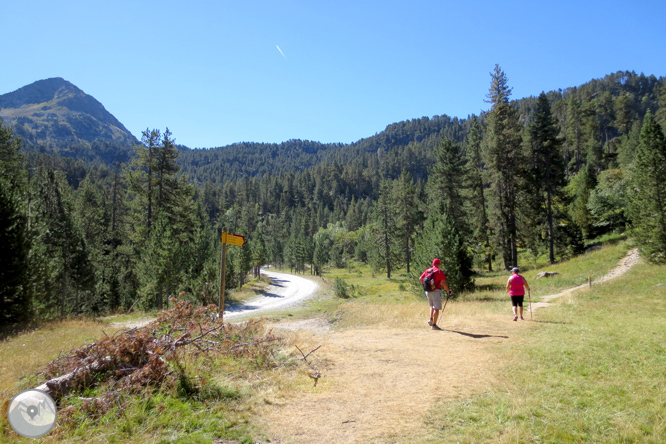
[[432, 258, 441, 267]]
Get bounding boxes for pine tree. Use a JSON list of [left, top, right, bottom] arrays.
[[431, 137, 468, 234], [393, 169, 421, 273], [413, 212, 474, 295], [312, 228, 331, 276], [251, 225, 268, 277], [482, 65, 523, 269], [464, 116, 493, 271], [0, 123, 30, 324], [565, 96, 584, 175], [567, 163, 597, 238], [32, 167, 94, 316], [656, 82, 666, 128], [628, 111, 666, 262], [136, 213, 180, 310], [372, 179, 399, 278], [126, 129, 160, 240], [126, 129, 194, 244], [614, 92, 635, 136], [524, 92, 565, 264]]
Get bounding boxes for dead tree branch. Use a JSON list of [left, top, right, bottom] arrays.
[[295, 345, 322, 387]]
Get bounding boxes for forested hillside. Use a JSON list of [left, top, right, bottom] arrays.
[[2, 68, 666, 325]]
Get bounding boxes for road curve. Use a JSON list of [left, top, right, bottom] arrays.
[[223, 270, 319, 319]]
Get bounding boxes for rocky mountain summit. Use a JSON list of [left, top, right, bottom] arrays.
[[0, 78, 137, 148]]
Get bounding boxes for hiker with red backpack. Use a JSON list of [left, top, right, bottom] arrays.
[[419, 258, 452, 331]]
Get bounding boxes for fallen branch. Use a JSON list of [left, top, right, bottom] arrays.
[[35, 356, 114, 398], [229, 337, 282, 351], [295, 345, 322, 387]]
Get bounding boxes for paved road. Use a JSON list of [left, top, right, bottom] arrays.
[[223, 270, 319, 319]]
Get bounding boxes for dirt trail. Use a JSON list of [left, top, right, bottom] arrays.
[[259, 248, 641, 444], [530, 248, 639, 311], [261, 320, 508, 444]]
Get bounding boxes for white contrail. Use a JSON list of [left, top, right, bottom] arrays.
[[276, 45, 286, 59]]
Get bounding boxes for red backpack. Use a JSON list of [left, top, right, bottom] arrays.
[[422, 268, 437, 291]]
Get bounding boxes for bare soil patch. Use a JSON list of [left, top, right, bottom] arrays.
[[260, 317, 512, 444]]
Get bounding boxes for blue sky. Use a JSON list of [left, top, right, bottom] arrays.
[[2, 0, 665, 148]]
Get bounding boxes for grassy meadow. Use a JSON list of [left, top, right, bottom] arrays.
[[419, 252, 666, 443], [2, 239, 665, 443]]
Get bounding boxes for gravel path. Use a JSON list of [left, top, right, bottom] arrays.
[[108, 270, 319, 329], [223, 270, 318, 319]]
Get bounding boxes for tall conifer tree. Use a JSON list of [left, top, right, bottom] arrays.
[[0, 123, 30, 324], [464, 116, 493, 271], [482, 65, 523, 269], [373, 179, 399, 278], [431, 137, 468, 234], [565, 96, 584, 175], [394, 169, 421, 273], [524, 92, 565, 264], [413, 212, 474, 294], [628, 111, 666, 262]]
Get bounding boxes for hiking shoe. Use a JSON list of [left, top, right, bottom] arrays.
[[431, 325, 442, 331], [427, 319, 433, 326], [513, 315, 518, 321]]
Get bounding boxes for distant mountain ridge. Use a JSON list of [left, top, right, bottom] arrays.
[[0, 77, 138, 148], [2, 71, 663, 180]]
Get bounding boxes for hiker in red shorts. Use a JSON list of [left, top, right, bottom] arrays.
[[506, 267, 530, 321]]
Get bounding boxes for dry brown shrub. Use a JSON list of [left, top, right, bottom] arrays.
[[33, 299, 284, 420]]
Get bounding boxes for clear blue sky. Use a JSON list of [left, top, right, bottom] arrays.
[[2, 0, 665, 148]]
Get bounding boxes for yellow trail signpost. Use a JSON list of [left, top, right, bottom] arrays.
[[219, 230, 246, 322]]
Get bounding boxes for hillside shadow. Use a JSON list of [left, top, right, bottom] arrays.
[[474, 284, 504, 292], [445, 329, 509, 339], [467, 296, 502, 302], [0, 322, 41, 342]]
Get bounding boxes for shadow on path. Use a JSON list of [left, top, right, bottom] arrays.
[[445, 329, 509, 339], [532, 320, 571, 325]]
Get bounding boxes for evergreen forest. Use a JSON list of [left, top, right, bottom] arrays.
[[2, 67, 666, 325]]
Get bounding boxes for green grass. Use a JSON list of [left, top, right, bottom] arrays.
[[422, 259, 666, 443], [36, 391, 256, 444], [472, 241, 632, 304]]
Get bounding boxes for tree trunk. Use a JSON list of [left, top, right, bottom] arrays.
[[547, 190, 555, 264]]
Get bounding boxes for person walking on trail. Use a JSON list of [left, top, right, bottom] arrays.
[[507, 267, 530, 321], [419, 258, 452, 331]]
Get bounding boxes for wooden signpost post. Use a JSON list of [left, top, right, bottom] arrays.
[[219, 229, 245, 322]]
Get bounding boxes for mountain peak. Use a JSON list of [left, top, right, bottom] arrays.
[[0, 78, 137, 148], [0, 77, 83, 109]]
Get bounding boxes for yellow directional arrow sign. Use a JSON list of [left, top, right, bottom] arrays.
[[222, 232, 245, 247]]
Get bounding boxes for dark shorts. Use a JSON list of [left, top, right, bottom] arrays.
[[511, 295, 524, 307]]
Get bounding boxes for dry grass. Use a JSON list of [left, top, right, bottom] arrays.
[[258, 282, 530, 443], [259, 318, 512, 444], [0, 319, 117, 396]]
